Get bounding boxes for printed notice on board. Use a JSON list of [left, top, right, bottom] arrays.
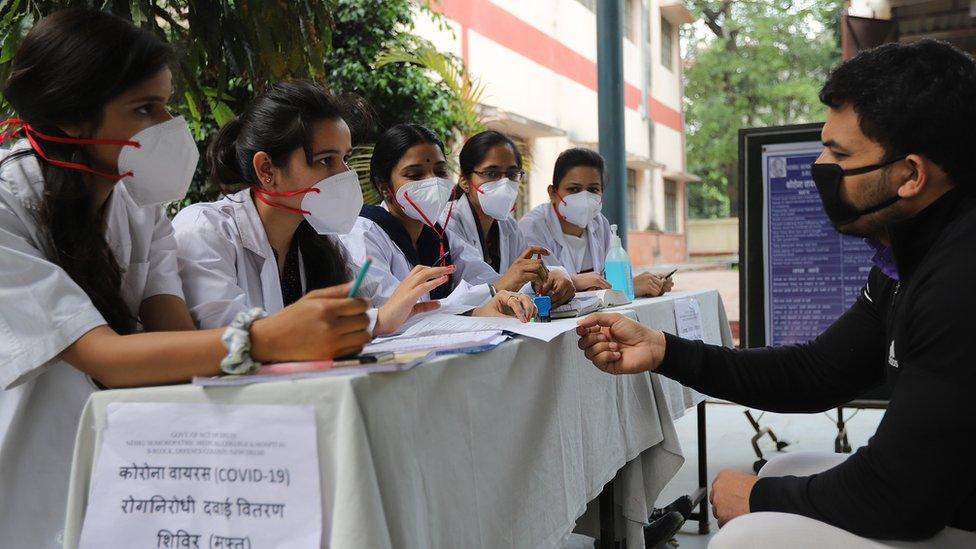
[[761, 142, 874, 346], [78, 403, 321, 549]]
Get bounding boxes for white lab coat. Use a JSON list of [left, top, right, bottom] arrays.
[[172, 188, 377, 330], [0, 141, 184, 549], [518, 202, 612, 275], [441, 194, 526, 273], [339, 202, 495, 309]]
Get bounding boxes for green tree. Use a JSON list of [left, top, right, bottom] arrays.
[[683, 0, 842, 218], [0, 0, 472, 206]]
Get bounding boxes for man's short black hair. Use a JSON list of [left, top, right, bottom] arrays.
[[820, 39, 976, 186]]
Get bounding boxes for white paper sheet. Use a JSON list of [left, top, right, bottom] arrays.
[[364, 330, 504, 354], [78, 403, 321, 549], [674, 297, 705, 341], [396, 313, 579, 342]]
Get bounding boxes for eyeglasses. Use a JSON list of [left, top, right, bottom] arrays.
[[472, 169, 525, 182]]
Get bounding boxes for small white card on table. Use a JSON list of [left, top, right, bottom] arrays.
[[79, 403, 321, 549], [674, 297, 705, 341]]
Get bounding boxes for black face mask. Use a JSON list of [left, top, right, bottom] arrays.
[[810, 157, 904, 226]]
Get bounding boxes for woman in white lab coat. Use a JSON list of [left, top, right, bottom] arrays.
[[0, 12, 371, 547], [518, 147, 674, 296], [340, 123, 537, 321], [173, 81, 448, 335], [444, 130, 575, 306]]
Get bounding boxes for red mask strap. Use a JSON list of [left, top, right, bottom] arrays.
[[252, 186, 319, 216], [1, 118, 139, 181], [552, 190, 569, 223], [403, 191, 440, 230], [404, 191, 454, 259]]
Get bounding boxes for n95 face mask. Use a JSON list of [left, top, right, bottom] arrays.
[[1, 115, 200, 207], [555, 190, 602, 228], [473, 177, 518, 220], [300, 170, 364, 234], [395, 177, 455, 228], [252, 170, 364, 235]]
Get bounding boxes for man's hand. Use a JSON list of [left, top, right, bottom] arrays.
[[710, 469, 758, 527], [575, 313, 666, 374]]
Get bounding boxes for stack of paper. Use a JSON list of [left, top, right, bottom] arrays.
[[395, 313, 580, 342], [550, 296, 603, 319], [363, 330, 507, 354], [575, 288, 632, 307]]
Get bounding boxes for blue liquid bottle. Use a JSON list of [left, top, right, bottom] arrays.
[[603, 224, 635, 301]]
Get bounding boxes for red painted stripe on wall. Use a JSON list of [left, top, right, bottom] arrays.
[[434, 0, 684, 132]]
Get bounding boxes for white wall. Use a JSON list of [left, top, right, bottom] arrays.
[[413, 0, 693, 230]]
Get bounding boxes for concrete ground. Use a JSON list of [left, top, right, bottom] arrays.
[[657, 403, 883, 548], [565, 403, 884, 548]]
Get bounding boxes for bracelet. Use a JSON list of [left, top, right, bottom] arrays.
[[220, 307, 268, 375]]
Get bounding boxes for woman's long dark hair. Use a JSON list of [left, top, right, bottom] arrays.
[[208, 80, 355, 289], [2, 9, 173, 334]]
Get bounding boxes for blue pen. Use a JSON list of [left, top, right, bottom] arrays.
[[434, 250, 451, 266], [348, 257, 373, 297]]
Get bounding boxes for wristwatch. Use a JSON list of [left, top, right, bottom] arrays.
[[220, 307, 268, 375]]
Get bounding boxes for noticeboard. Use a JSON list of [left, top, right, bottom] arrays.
[[738, 123, 875, 348]]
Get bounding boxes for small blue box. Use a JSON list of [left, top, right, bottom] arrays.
[[533, 295, 552, 322]]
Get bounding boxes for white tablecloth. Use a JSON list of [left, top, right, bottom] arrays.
[[62, 289, 732, 548]]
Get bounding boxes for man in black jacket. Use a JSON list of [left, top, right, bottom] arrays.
[[577, 40, 976, 546]]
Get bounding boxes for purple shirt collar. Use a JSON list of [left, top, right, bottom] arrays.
[[865, 238, 900, 281]]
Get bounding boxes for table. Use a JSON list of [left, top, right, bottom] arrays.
[[62, 289, 733, 548]]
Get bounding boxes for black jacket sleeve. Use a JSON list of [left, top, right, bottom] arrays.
[[749, 261, 976, 540], [656, 277, 888, 413]]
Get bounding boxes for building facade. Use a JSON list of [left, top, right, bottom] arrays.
[[415, 0, 697, 266]]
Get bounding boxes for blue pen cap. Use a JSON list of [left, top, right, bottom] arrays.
[[533, 295, 552, 318]]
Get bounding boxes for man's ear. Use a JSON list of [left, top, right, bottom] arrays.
[[896, 154, 928, 199]]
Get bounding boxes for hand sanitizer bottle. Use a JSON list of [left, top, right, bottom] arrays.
[[603, 224, 635, 301]]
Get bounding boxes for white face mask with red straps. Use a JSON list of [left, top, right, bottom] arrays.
[[473, 177, 519, 220], [554, 190, 602, 228], [252, 169, 363, 235], [395, 176, 455, 228]]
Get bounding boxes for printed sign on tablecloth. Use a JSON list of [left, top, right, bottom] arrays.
[[78, 403, 321, 549]]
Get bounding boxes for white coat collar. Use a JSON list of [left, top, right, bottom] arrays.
[[0, 140, 46, 213], [446, 195, 478, 242], [542, 202, 603, 272], [227, 188, 273, 259]]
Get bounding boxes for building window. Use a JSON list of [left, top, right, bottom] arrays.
[[574, 0, 595, 11], [661, 17, 674, 71], [664, 178, 678, 232], [627, 168, 639, 230], [625, 0, 638, 43]]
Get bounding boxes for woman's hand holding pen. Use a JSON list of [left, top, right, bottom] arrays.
[[495, 246, 550, 292]]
